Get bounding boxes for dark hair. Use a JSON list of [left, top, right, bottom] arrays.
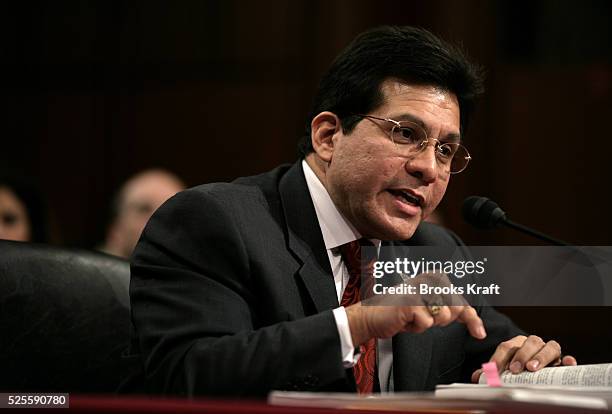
[[0, 175, 49, 243], [298, 25, 485, 157]]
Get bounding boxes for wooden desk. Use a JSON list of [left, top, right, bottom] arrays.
[[28, 395, 611, 414]]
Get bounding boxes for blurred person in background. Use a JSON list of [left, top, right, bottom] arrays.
[[0, 175, 48, 243], [99, 169, 184, 258]]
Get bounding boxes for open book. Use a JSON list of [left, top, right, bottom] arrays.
[[477, 362, 612, 387], [436, 363, 612, 410]]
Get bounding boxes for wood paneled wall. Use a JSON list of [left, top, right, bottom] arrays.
[[2, 0, 612, 363]]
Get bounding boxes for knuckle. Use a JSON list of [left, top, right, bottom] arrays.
[[547, 340, 561, 352], [528, 335, 543, 344], [437, 317, 451, 327], [513, 349, 529, 361], [463, 307, 478, 321], [449, 308, 463, 321], [513, 335, 527, 345]]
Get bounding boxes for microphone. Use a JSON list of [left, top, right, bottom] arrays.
[[462, 196, 570, 246]]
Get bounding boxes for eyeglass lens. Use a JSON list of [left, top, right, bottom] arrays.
[[390, 124, 469, 173]]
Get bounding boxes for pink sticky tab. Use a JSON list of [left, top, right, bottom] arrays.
[[482, 362, 502, 387]]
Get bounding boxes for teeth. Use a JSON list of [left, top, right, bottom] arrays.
[[401, 191, 419, 206], [390, 190, 420, 206]]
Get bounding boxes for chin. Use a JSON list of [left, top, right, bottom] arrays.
[[387, 226, 418, 241], [366, 218, 420, 241], [352, 202, 422, 240]]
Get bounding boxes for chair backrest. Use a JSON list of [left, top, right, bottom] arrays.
[[0, 240, 131, 392]]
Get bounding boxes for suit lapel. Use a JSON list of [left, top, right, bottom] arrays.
[[278, 162, 339, 313]]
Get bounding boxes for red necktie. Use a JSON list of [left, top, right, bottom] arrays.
[[339, 239, 377, 394]]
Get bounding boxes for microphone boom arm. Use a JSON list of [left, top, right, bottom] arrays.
[[502, 219, 570, 246]]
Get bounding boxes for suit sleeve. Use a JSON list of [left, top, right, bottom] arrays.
[[130, 189, 348, 397]]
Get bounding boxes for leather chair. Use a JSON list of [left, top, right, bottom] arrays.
[[0, 239, 133, 392]]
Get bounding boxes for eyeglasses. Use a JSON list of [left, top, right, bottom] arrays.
[[355, 114, 472, 174]]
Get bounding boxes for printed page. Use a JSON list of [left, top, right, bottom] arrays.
[[477, 363, 612, 387], [436, 385, 610, 410]]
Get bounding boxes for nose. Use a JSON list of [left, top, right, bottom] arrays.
[[405, 142, 438, 183]]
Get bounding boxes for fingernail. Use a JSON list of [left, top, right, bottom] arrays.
[[509, 361, 522, 373], [477, 326, 487, 338], [528, 360, 540, 370]]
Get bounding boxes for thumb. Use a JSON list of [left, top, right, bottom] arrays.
[[471, 368, 483, 383]]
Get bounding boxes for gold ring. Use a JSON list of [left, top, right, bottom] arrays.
[[427, 304, 441, 316]]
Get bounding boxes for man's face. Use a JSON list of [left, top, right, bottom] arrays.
[[112, 171, 184, 257], [325, 80, 461, 240]]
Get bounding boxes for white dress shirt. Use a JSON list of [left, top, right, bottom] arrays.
[[302, 160, 394, 392]]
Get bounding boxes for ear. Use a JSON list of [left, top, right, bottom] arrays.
[[310, 111, 342, 163]]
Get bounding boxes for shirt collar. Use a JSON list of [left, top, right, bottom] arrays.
[[302, 159, 380, 251]]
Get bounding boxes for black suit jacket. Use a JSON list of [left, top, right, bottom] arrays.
[[129, 161, 522, 397]]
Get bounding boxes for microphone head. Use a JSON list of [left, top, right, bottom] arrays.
[[462, 196, 507, 229]]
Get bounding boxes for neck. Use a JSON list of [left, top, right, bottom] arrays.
[[304, 153, 329, 190]]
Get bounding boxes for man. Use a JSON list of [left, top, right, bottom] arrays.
[[129, 26, 575, 397], [100, 169, 184, 258]]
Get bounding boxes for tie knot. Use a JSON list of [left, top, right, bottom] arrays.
[[339, 239, 376, 278]]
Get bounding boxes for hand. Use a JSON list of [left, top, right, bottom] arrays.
[[345, 301, 487, 346], [345, 272, 487, 346], [471, 335, 578, 383]]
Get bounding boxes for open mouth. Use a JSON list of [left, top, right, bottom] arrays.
[[388, 189, 422, 207]]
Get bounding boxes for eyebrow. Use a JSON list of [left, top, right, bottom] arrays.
[[392, 113, 462, 143]]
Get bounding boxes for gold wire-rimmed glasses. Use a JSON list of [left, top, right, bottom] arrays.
[[355, 114, 472, 174]]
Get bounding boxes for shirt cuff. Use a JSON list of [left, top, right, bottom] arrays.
[[332, 306, 360, 368]]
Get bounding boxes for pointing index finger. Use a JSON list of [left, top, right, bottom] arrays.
[[457, 306, 486, 339]]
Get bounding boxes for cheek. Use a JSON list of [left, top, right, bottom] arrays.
[[330, 148, 369, 186], [18, 225, 31, 241], [342, 142, 396, 179], [336, 156, 395, 197], [328, 137, 403, 206], [10, 219, 30, 241], [428, 180, 449, 213]]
